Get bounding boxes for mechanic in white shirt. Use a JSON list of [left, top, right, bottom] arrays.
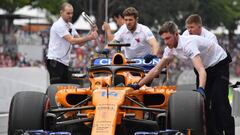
[[182, 14, 233, 65], [46, 2, 98, 84], [129, 21, 234, 135], [182, 14, 218, 44], [111, 7, 160, 62], [182, 14, 220, 86], [181, 14, 234, 135]]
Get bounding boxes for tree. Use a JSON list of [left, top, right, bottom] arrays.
[[0, 0, 31, 13], [0, 0, 32, 32], [31, 0, 66, 24], [197, 0, 240, 48], [72, 0, 121, 32], [88, 0, 199, 33], [2, 0, 239, 37]]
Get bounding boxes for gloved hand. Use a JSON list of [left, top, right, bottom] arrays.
[[144, 54, 157, 63], [196, 87, 206, 99], [127, 83, 141, 90]]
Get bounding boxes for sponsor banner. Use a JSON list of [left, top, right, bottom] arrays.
[[92, 58, 164, 72]]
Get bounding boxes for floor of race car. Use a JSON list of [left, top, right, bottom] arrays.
[[1, 114, 240, 135]]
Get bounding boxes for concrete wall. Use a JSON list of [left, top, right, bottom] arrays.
[[0, 67, 49, 113], [18, 45, 44, 61]]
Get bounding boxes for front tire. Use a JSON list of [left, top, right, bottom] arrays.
[[168, 91, 206, 135], [8, 91, 47, 135]]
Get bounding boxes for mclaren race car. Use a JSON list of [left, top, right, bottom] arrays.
[[8, 44, 206, 135]]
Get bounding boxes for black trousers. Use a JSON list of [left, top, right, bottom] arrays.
[[195, 57, 235, 135], [46, 59, 69, 84]]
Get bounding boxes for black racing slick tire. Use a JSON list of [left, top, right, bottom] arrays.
[[46, 84, 81, 108], [8, 91, 47, 135], [168, 91, 206, 135]]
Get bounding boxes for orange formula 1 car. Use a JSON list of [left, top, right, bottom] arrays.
[[8, 44, 206, 135]]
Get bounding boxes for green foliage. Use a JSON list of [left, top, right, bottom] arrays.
[[0, 0, 31, 13], [198, 0, 240, 30], [0, 0, 239, 34], [31, 0, 66, 15]]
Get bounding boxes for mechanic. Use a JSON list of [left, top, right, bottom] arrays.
[[102, 7, 125, 41], [109, 7, 160, 62], [182, 14, 219, 44], [129, 21, 235, 135], [46, 2, 98, 84], [182, 14, 232, 87], [182, 14, 219, 87], [182, 14, 234, 135]]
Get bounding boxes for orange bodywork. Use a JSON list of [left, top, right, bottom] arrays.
[[54, 52, 176, 135]]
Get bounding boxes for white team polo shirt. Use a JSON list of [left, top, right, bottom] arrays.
[[113, 23, 155, 59], [163, 35, 227, 68], [182, 27, 218, 44], [47, 17, 79, 66]]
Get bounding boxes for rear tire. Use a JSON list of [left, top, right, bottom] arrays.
[[8, 91, 47, 135], [168, 91, 206, 135]]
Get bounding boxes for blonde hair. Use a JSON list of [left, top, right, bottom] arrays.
[[185, 14, 202, 25]]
